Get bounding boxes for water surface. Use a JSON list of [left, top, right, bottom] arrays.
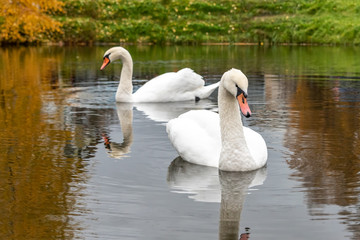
[[0, 45, 359, 239]]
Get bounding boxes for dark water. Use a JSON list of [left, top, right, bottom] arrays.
[[0, 45, 359, 240]]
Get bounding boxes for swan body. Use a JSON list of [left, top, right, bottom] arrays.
[[100, 47, 219, 102], [166, 68, 267, 171]]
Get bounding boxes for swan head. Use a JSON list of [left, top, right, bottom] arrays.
[[100, 47, 131, 70], [222, 68, 251, 118]]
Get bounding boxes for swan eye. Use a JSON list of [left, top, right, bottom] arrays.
[[236, 85, 248, 98], [103, 53, 111, 60], [236, 85, 244, 96]]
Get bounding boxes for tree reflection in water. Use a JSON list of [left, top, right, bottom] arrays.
[[0, 47, 116, 239], [271, 74, 360, 239]]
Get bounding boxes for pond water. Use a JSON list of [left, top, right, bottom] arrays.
[[0, 45, 359, 240]]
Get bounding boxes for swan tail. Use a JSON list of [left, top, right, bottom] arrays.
[[196, 81, 220, 99]]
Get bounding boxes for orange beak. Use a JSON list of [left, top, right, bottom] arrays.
[[100, 57, 110, 70], [237, 93, 251, 118]]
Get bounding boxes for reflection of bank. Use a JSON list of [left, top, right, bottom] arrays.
[[103, 103, 134, 159], [167, 157, 267, 240]]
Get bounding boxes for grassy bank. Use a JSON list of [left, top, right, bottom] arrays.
[[3, 0, 360, 45]]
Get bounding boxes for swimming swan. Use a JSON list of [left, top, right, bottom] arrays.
[[100, 47, 219, 102], [166, 68, 268, 171]]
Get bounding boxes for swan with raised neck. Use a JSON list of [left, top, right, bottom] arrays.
[[166, 68, 267, 171], [100, 46, 219, 102]]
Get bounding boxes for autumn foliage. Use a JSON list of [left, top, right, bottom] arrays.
[[0, 0, 63, 43]]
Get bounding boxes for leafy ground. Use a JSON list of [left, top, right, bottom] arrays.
[[3, 0, 360, 45]]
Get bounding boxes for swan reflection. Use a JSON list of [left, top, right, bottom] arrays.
[[103, 103, 133, 159], [134, 99, 217, 123], [167, 157, 267, 240]]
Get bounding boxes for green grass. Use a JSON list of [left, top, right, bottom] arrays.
[[53, 0, 360, 45]]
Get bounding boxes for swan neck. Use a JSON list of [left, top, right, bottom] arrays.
[[218, 83, 245, 142], [116, 52, 133, 102], [218, 82, 253, 171]]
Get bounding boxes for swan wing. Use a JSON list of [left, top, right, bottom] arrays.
[[166, 110, 221, 167], [243, 127, 268, 168]]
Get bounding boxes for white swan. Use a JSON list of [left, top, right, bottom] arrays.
[[166, 68, 268, 171], [100, 46, 219, 102]]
